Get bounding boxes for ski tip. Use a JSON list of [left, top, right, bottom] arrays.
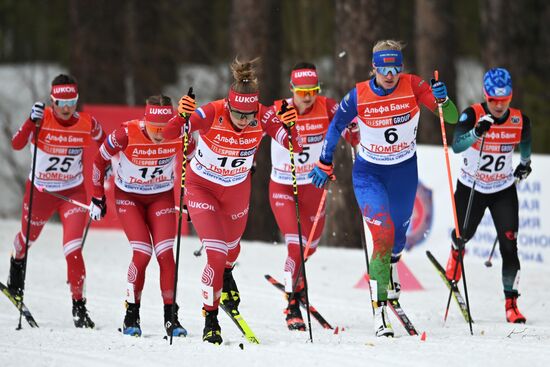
[[420, 331, 427, 341]]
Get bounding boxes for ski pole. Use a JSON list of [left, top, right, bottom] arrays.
[[17, 117, 41, 330], [193, 244, 204, 257], [484, 236, 498, 268], [435, 70, 474, 334], [170, 87, 194, 345], [281, 100, 313, 342], [484, 179, 517, 268], [35, 186, 89, 210], [303, 188, 328, 259]]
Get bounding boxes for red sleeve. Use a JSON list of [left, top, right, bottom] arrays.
[[325, 97, 339, 121], [90, 116, 106, 147], [11, 119, 35, 150], [163, 103, 216, 140], [92, 126, 128, 198], [260, 105, 303, 153], [411, 74, 437, 112]]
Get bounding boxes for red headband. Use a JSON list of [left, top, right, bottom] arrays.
[[51, 84, 78, 100], [228, 89, 259, 112], [144, 104, 174, 123], [290, 69, 318, 86]]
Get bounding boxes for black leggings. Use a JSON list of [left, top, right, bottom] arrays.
[[451, 181, 520, 297]]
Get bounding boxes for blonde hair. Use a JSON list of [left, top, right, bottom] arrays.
[[372, 39, 405, 53], [230, 57, 260, 94]]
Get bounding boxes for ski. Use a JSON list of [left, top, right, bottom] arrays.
[[219, 301, 260, 344], [387, 299, 418, 335], [264, 274, 333, 330], [0, 281, 39, 328], [426, 251, 473, 323]]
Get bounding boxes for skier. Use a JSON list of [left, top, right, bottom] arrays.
[[444, 67, 531, 323], [163, 57, 301, 344], [89, 94, 195, 337], [7, 74, 104, 328], [269, 62, 359, 331], [308, 40, 458, 337]]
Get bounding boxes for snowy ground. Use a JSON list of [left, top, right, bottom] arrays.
[[0, 219, 549, 367]]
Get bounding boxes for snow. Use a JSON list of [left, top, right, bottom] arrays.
[[0, 219, 549, 367]]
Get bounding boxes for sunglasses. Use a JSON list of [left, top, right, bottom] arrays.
[[228, 105, 257, 121], [487, 96, 512, 104], [292, 85, 321, 98], [52, 97, 78, 107], [375, 66, 403, 76]]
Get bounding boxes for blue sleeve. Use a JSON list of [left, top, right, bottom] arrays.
[[319, 88, 358, 164]]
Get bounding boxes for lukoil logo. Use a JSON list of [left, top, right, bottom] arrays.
[[52, 86, 77, 94], [234, 95, 258, 103], [148, 107, 172, 115]]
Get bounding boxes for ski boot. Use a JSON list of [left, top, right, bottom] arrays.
[[445, 246, 465, 282], [164, 303, 188, 337], [122, 302, 142, 336], [7, 257, 25, 300], [387, 262, 401, 301], [505, 296, 526, 324], [373, 301, 393, 337], [284, 291, 306, 331], [202, 308, 222, 344], [220, 267, 240, 311], [72, 298, 95, 329]]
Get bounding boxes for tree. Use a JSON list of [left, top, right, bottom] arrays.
[[414, 0, 456, 144], [330, 0, 400, 248], [229, 0, 282, 242]]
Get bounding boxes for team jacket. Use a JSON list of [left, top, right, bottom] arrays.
[[163, 99, 302, 187], [93, 120, 182, 196], [457, 103, 527, 193], [11, 107, 104, 191]]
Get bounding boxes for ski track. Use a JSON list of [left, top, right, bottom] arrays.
[[0, 220, 549, 367]]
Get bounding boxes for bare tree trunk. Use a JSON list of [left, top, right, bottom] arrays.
[[330, 0, 398, 248], [480, 0, 530, 105], [68, 0, 126, 104], [415, 0, 456, 144], [230, 0, 282, 242]]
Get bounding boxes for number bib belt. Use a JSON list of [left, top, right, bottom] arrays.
[[355, 74, 420, 165], [116, 120, 181, 194], [191, 100, 263, 187], [271, 97, 330, 184], [32, 108, 92, 191], [459, 104, 523, 194]]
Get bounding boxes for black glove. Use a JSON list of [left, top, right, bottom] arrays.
[[513, 161, 532, 181], [474, 114, 493, 137], [89, 196, 107, 221]]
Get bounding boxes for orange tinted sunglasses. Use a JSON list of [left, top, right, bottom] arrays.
[[292, 85, 321, 98], [487, 96, 512, 104]]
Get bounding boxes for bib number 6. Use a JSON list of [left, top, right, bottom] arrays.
[[384, 128, 398, 144]]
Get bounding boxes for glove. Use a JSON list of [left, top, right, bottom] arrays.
[[30, 102, 45, 123], [89, 196, 107, 221], [474, 114, 494, 137], [178, 95, 196, 118], [277, 105, 298, 128], [308, 161, 334, 188], [430, 79, 448, 102], [513, 161, 532, 181]]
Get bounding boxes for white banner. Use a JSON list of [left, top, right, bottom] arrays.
[[415, 145, 549, 264]]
